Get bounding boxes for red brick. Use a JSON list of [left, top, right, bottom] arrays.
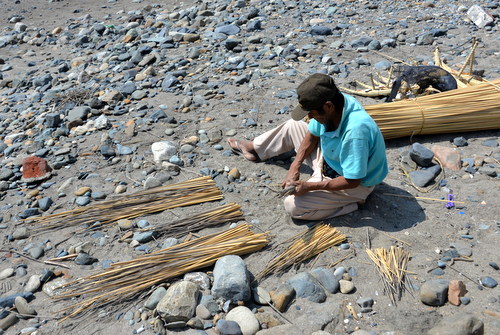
[[22, 156, 52, 179]]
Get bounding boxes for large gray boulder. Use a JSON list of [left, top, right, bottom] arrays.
[[156, 280, 200, 322], [211, 255, 250, 302]]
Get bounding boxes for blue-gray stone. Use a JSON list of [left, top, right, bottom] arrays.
[[212, 255, 250, 302], [351, 37, 373, 48], [368, 40, 381, 50], [75, 196, 91, 206], [416, 32, 434, 45], [489, 262, 499, 270], [161, 237, 179, 249], [480, 276, 497, 288], [44, 113, 61, 128], [116, 144, 133, 155], [162, 74, 180, 91], [460, 296, 471, 305], [75, 252, 97, 265], [409, 164, 441, 187], [215, 24, 240, 35], [431, 29, 447, 37], [144, 287, 167, 310], [482, 139, 498, 147], [381, 38, 397, 48], [137, 219, 150, 228], [33, 74, 52, 87], [0, 292, 34, 308], [133, 231, 159, 243], [431, 268, 445, 276], [169, 155, 184, 166], [339, 243, 350, 250], [420, 279, 449, 306], [310, 26, 332, 36], [246, 20, 261, 31], [0, 168, 14, 181], [437, 260, 446, 268], [309, 268, 339, 294], [453, 136, 468, 147], [287, 272, 326, 303], [67, 106, 90, 122], [29, 246, 44, 259], [374, 60, 391, 70], [356, 297, 374, 308], [118, 81, 136, 95], [90, 191, 106, 200], [200, 295, 219, 315], [410, 142, 434, 167], [19, 208, 39, 219], [216, 319, 242, 335]]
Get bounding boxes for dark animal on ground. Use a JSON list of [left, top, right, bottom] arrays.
[[386, 65, 458, 102]]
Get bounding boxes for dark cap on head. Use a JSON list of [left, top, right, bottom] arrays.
[[291, 73, 340, 121]]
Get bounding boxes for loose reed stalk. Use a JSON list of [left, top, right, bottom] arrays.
[[366, 246, 412, 304], [365, 78, 500, 139], [53, 224, 269, 322], [257, 224, 346, 280], [23, 176, 223, 233]]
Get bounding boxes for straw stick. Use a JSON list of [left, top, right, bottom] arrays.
[[383, 193, 465, 204], [23, 176, 223, 233], [365, 78, 500, 139], [53, 224, 269, 322], [257, 224, 346, 280]]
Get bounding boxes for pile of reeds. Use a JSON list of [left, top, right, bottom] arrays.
[[257, 223, 346, 279], [139, 203, 244, 238], [366, 246, 412, 304], [54, 224, 269, 322], [24, 176, 223, 233], [365, 78, 500, 139]]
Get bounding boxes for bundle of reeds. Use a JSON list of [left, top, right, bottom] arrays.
[[366, 246, 412, 304], [257, 224, 346, 279], [139, 203, 244, 238], [54, 224, 269, 322], [365, 78, 500, 139], [24, 176, 223, 233]]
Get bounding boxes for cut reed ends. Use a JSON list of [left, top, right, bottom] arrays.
[[366, 246, 412, 304], [365, 78, 500, 139], [23, 176, 223, 233], [257, 224, 346, 280], [53, 224, 269, 323]]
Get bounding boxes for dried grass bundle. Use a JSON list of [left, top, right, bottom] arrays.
[[366, 246, 412, 304], [24, 176, 223, 233], [140, 203, 244, 238], [257, 224, 346, 279], [54, 224, 269, 322], [365, 78, 500, 139]]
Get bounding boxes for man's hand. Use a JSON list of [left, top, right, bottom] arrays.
[[288, 180, 309, 196], [281, 169, 300, 189]]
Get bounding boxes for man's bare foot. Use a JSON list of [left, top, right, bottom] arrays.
[[227, 138, 259, 161]]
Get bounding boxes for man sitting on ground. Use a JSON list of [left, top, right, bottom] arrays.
[[228, 73, 388, 221]]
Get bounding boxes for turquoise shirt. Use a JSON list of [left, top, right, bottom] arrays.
[[308, 94, 388, 187]]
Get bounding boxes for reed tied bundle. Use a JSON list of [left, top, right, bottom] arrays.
[[257, 223, 346, 279], [24, 176, 223, 233], [54, 224, 269, 322], [366, 246, 412, 304], [365, 78, 500, 139]]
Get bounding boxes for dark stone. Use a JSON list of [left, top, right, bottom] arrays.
[[310, 26, 332, 36], [410, 142, 434, 166]]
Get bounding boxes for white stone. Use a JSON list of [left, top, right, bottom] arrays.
[[0, 267, 15, 280], [252, 286, 270, 305], [467, 5, 494, 28], [42, 278, 68, 297], [152, 141, 177, 163], [226, 306, 260, 335], [94, 115, 109, 130], [25, 275, 41, 293]]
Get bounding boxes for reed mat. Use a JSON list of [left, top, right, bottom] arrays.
[[366, 246, 413, 304], [365, 78, 500, 139], [23, 176, 223, 233], [53, 223, 269, 322], [257, 223, 346, 280]]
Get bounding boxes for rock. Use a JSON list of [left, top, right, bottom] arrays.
[[352, 331, 376, 335], [186, 317, 204, 329], [0, 168, 14, 181], [481, 139, 498, 147], [0, 267, 14, 279], [75, 196, 91, 206], [409, 164, 442, 187], [216, 319, 243, 335], [25, 275, 41, 293], [19, 208, 39, 219], [117, 219, 134, 230], [212, 255, 251, 302], [67, 106, 90, 123], [420, 279, 449, 306], [22, 156, 52, 181], [215, 24, 240, 35], [448, 280, 467, 306], [226, 306, 260, 335], [310, 267, 339, 293], [195, 304, 212, 319], [14, 296, 36, 318], [156, 280, 200, 322], [410, 143, 434, 167], [467, 5, 494, 28], [38, 197, 53, 211], [339, 279, 355, 294], [74, 252, 97, 265], [270, 283, 295, 312], [228, 168, 241, 180], [133, 231, 159, 243], [453, 137, 468, 147], [480, 276, 497, 288], [151, 141, 177, 163], [356, 297, 374, 313], [42, 278, 67, 297], [184, 272, 211, 290], [29, 246, 44, 259], [144, 287, 167, 310], [252, 286, 271, 305], [431, 145, 461, 170], [287, 272, 326, 303], [13, 227, 30, 240], [0, 312, 18, 330], [310, 26, 332, 36], [428, 313, 484, 335]]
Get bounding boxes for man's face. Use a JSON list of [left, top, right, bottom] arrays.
[[307, 102, 328, 124]]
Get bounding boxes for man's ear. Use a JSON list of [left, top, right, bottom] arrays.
[[325, 101, 335, 113]]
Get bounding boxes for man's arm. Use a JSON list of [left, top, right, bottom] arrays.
[[291, 177, 361, 196], [282, 131, 320, 188]]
